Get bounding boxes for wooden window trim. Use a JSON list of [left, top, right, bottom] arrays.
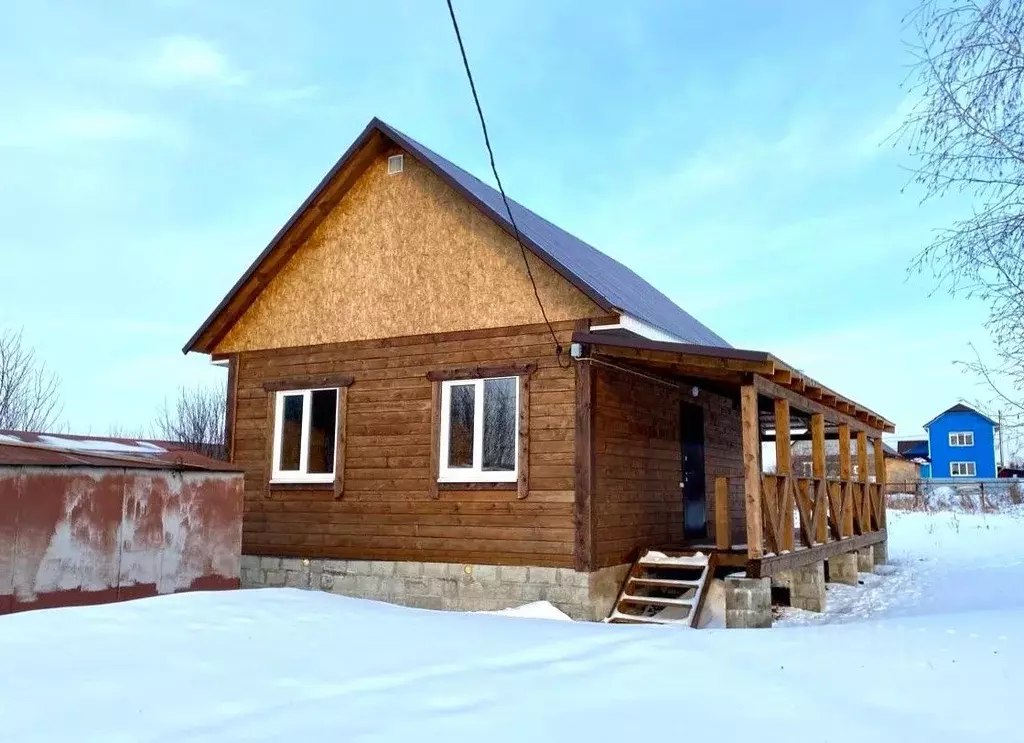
[[263, 373, 354, 392], [426, 363, 536, 382], [268, 482, 335, 492], [265, 384, 348, 499], [427, 365, 534, 500], [437, 481, 517, 492]]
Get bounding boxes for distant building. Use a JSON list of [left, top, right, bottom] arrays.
[[791, 440, 919, 484], [920, 403, 998, 479], [897, 439, 931, 478]]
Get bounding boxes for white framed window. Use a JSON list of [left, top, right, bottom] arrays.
[[387, 154, 404, 174], [271, 388, 339, 483], [949, 431, 974, 447], [950, 461, 976, 477], [439, 376, 519, 482]]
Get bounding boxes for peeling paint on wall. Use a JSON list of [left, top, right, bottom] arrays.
[[0, 466, 242, 614]]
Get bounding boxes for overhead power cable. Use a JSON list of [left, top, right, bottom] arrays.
[[444, 0, 570, 367]]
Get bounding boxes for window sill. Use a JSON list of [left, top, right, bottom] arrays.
[[269, 481, 335, 491], [437, 481, 517, 491]]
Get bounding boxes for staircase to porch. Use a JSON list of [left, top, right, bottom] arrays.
[[608, 551, 717, 627]]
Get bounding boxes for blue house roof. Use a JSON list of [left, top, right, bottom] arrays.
[[184, 118, 729, 353], [924, 403, 997, 429]]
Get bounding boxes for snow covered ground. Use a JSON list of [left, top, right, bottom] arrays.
[[1, 510, 1021, 742]]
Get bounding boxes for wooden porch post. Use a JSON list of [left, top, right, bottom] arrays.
[[774, 398, 794, 551], [873, 437, 887, 530], [810, 413, 827, 543], [838, 423, 852, 537], [857, 431, 869, 534], [741, 385, 763, 560]]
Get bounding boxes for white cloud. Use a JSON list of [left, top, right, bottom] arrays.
[[143, 35, 246, 87]]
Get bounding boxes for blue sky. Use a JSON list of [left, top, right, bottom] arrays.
[[0, 0, 1005, 445]]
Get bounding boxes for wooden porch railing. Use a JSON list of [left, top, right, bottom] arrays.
[[757, 475, 884, 554], [711, 474, 886, 555]]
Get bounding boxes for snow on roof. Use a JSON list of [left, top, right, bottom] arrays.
[[34, 435, 168, 455]]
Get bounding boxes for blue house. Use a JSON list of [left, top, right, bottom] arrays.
[[922, 403, 998, 479]]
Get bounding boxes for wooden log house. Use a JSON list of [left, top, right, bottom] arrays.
[[183, 118, 894, 621]]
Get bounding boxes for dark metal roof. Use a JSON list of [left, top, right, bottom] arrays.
[[897, 439, 929, 458], [0, 431, 241, 471], [184, 117, 729, 353], [923, 403, 998, 428], [377, 121, 730, 347]]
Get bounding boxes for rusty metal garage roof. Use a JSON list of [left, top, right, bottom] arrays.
[[0, 431, 240, 471]]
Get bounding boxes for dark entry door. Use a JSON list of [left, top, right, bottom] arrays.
[[680, 403, 707, 537]]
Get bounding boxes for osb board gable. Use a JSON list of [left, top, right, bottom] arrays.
[[214, 152, 603, 353]]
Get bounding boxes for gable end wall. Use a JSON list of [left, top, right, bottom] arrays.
[[214, 150, 601, 354]]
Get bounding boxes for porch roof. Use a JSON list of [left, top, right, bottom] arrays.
[[572, 331, 895, 434]]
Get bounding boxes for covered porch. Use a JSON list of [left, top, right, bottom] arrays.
[[573, 330, 895, 624]]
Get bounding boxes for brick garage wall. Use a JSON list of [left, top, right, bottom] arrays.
[[240, 555, 629, 621]]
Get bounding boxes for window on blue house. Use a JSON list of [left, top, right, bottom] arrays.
[[950, 461, 976, 477], [949, 431, 974, 447]]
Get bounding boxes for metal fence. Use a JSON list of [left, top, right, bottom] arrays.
[[884, 478, 1024, 512]]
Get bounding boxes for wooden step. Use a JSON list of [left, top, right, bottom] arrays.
[[607, 614, 678, 626], [619, 594, 696, 608], [628, 577, 701, 589], [638, 557, 708, 570], [607, 550, 719, 627]]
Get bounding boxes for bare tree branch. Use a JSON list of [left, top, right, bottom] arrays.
[[901, 0, 1024, 436], [0, 329, 63, 432], [153, 383, 227, 460]]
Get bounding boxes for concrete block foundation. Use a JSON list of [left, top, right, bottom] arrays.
[[873, 539, 888, 565], [240, 555, 630, 621], [857, 547, 875, 573], [724, 575, 772, 628], [773, 561, 826, 612], [827, 552, 859, 585]]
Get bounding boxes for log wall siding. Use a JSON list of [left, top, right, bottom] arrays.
[[702, 390, 746, 546], [233, 322, 580, 568], [592, 365, 745, 568]]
